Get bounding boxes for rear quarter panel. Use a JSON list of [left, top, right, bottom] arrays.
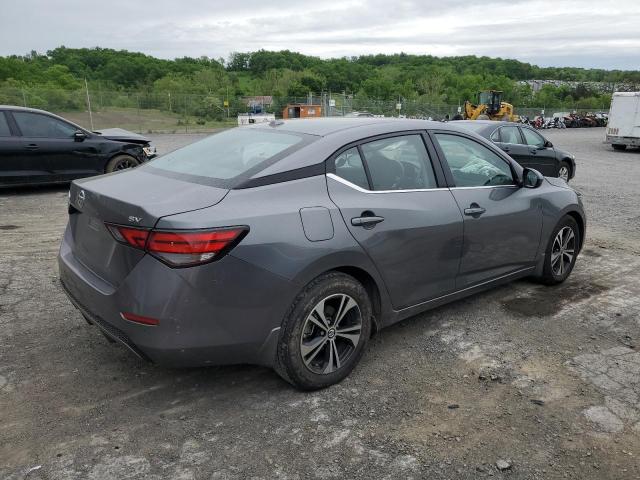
[[155, 175, 393, 326]]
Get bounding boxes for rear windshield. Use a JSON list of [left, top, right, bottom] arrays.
[[145, 128, 310, 187]]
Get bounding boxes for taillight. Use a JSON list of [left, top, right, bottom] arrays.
[[105, 223, 248, 267], [105, 224, 150, 249]]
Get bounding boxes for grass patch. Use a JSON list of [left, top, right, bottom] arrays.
[[54, 107, 237, 134]]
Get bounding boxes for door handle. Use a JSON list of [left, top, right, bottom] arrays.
[[529, 148, 538, 154], [464, 206, 486, 216], [351, 215, 384, 227], [24, 144, 40, 150], [502, 146, 510, 152]]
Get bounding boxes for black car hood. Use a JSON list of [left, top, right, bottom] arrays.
[[93, 128, 150, 145]]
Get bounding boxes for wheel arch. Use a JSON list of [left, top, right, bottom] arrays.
[[565, 210, 585, 252], [331, 265, 382, 336]]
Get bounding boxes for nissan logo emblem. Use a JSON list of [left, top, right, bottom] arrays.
[[77, 189, 86, 209]]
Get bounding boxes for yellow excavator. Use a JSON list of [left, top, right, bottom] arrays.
[[463, 90, 518, 121]]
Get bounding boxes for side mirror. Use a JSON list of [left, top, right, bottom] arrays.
[[544, 140, 553, 148], [74, 130, 87, 142], [522, 168, 544, 188]]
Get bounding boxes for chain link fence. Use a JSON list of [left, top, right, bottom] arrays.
[[0, 86, 610, 134]]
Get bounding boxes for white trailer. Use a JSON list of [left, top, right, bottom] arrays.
[[605, 92, 640, 150]]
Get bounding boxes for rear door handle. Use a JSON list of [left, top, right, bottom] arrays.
[[351, 216, 385, 227], [464, 206, 486, 216], [24, 144, 40, 150], [529, 148, 538, 154]]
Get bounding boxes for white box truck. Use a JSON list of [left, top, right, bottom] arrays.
[[605, 92, 640, 150]]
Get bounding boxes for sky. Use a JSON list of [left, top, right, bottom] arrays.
[[1, 0, 638, 70]]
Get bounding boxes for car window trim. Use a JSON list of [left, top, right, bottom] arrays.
[[325, 129, 448, 191], [427, 129, 520, 188], [326, 173, 445, 194]]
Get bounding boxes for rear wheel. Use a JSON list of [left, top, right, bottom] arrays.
[[558, 161, 571, 182], [612, 144, 627, 151], [275, 272, 372, 390], [539, 216, 580, 285], [105, 154, 140, 173]]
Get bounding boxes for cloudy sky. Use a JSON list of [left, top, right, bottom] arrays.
[[1, 0, 638, 69]]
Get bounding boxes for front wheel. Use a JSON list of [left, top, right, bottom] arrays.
[[612, 144, 627, 151], [105, 154, 140, 173], [275, 272, 372, 390], [558, 161, 571, 182], [539, 216, 580, 285]]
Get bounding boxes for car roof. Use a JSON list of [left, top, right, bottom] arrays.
[[0, 105, 52, 114], [0, 105, 90, 133], [248, 117, 468, 137]]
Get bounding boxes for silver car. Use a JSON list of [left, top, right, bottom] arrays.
[[58, 118, 585, 390]]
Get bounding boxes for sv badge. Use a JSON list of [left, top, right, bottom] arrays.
[[128, 216, 143, 224]]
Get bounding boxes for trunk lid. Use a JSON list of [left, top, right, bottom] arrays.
[[67, 168, 228, 286]]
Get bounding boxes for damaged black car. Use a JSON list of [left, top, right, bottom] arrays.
[[0, 106, 156, 187]]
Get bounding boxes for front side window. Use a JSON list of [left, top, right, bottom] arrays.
[[13, 112, 76, 138], [521, 128, 545, 147], [149, 128, 305, 181], [333, 148, 369, 190], [434, 133, 514, 187], [360, 135, 437, 190]]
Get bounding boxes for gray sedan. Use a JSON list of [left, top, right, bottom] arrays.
[[454, 120, 577, 182], [58, 118, 585, 390]]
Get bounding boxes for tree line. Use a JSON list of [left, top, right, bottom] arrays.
[[1, 47, 635, 115]]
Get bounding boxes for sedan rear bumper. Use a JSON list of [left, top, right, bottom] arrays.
[[57, 225, 293, 368]]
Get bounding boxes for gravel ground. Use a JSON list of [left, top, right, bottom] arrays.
[[1, 127, 639, 479]]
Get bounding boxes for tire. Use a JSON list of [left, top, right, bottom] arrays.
[[275, 272, 372, 390], [612, 144, 627, 151], [557, 161, 571, 182], [105, 154, 140, 173], [539, 216, 580, 285]]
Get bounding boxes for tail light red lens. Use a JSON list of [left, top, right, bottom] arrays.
[[105, 224, 150, 249], [105, 223, 248, 267]]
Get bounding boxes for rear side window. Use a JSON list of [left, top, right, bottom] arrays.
[[434, 133, 514, 187], [360, 135, 437, 190], [496, 126, 522, 144], [13, 112, 76, 138], [0, 112, 11, 136], [149, 128, 305, 181], [334, 148, 369, 189]]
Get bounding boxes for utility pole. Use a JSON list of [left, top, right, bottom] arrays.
[[84, 78, 94, 130]]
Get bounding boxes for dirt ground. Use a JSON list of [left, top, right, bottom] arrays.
[[1, 127, 639, 479]]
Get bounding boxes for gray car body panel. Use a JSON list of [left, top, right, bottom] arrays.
[[58, 118, 585, 369]]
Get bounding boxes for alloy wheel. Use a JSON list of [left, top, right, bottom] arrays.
[[300, 294, 362, 375], [551, 226, 576, 276], [558, 166, 570, 181], [114, 158, 136, 170]]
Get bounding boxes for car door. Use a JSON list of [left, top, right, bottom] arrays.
[[10, 110, 101, 182], [0, 111, 34, 185], [326, 133, 464, 310], [431, 131, 543, 289], [0, 111, 55, 184], [519, 126, 558, 176], [491, 125, 532, 167]]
